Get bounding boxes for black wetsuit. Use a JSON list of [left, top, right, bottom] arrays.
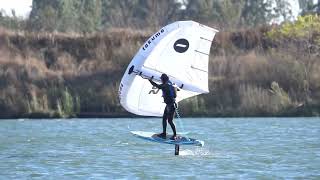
[[149, 79, 177, 137]]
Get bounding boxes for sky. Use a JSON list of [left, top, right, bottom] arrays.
[[0, 0, 311, 20], [0, 0, 32, 17]]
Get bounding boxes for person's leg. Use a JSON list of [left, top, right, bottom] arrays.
[[158, 105, 168, 138], [168, 104, 176, 138], [162, 107, 168, 134]]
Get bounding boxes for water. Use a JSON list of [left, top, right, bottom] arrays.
[[0, 118, 319, 179]]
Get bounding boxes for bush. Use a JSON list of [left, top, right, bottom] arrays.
[[267, 14, 320, 40]]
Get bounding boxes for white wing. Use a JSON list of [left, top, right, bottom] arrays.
[[119, 21, 218, 116]]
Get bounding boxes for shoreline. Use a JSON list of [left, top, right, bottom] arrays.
[[0, 112, 318, 120]]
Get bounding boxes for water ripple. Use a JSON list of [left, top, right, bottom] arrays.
[[0, 117, 319, 179]]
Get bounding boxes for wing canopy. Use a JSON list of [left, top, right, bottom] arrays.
[[119, 21, 218, 116]]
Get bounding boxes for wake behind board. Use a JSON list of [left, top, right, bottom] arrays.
[[131, 131, 204, 147]]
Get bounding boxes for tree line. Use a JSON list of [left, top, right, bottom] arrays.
[[1, 0, 320, 32]]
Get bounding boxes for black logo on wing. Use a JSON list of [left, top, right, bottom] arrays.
[[174, 39, 189, 53]]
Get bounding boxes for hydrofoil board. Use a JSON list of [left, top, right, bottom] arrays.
[[131, 131, 204, 146]]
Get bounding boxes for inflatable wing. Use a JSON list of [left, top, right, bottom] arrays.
[[119, 21, 218, 116]]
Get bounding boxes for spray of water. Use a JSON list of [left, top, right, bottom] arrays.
[[179, 147, 213, 156]]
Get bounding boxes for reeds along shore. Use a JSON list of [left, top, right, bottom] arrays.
[[0, 20, 319, 118]]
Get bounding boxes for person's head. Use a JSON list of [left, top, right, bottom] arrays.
[[160, 73, 169, 83]]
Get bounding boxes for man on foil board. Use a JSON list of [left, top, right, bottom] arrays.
[[118, 21, 218, 154], [148, 73, 177, 140]]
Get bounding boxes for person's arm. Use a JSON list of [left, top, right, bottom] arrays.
[[149, 79, 161, 89]]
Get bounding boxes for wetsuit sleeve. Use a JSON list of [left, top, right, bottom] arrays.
[[149, 79, 162, 89]]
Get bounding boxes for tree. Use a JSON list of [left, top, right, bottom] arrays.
[[316, 0, 320, 14], [240, 0, 274, 27], [78, 0, 102, 33], [58, 0, 80, 32], [0, 9, 25, 30], [273, 0, 293, 22], [134, 0, 183, 28], [101, 0, 140, 28], [182, 0, 279, 28], [29, 0, 102, 33], [182, 0, 221, 25], [30, 4, 59, 31], [216, 0, 245, 28], [298, 0, 318, 15], [29, 0, 60, 31]]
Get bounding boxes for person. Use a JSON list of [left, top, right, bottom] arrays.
[[149, 73, 177, 140]]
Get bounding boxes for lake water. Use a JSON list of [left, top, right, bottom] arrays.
[[0, 118, 319, 179]]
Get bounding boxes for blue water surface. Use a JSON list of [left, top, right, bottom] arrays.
[[0, 117, 319, 179]]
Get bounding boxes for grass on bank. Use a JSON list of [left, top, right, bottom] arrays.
[[0, 15, 319, 118]]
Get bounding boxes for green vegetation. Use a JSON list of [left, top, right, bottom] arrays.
[[268, 15, 320, 39], [1, 0, 310, 32], [0, 1, 320, 118]]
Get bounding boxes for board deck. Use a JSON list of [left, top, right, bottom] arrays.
[[131, 131, 204, 146]]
